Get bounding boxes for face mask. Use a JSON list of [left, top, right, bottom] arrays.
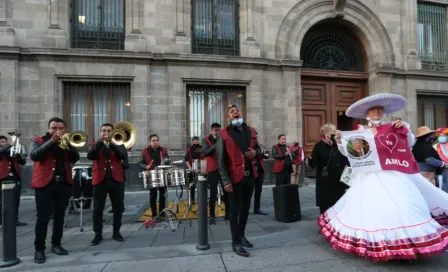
[[366, 116, 384, 125], [438, 136, 447, 144], [231, 118, 243, 126]]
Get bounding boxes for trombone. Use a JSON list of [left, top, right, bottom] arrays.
[[105, 121, 136, 149], [58, 131, 88, 149]]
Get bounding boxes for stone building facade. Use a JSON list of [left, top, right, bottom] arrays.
[[0, 0, 447, 167]]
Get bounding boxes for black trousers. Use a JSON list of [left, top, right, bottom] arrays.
[[149, 187, 166, 216], [92, 180, 124, 234], [228, 175, 255, 245], [0, 177, 22, 223], [34, 182, 71, 251], [253, 172, 263, 212], [275, 168, 291, 186], [207, 171, 229, 218]]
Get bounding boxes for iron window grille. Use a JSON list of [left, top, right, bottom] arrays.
[[417, 3, 448, 72], [70, 0, 125, 50], [187, 85, 245, 143], [191, 0, 240, 56]]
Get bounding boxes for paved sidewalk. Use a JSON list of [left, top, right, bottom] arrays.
[[1, 180, 447, 271]]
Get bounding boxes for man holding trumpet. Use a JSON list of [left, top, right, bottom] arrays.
[[88, 123, 128, 246], [29, 117, 80, 264], [0, 135, 27, 227]]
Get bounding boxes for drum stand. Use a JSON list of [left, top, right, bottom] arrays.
[[68, 196, 93, 232], [182, 175, 199, 219], [144, 187, 180, 232]]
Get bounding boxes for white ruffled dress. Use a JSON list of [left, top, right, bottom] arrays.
[[318, 122, 448, 261]]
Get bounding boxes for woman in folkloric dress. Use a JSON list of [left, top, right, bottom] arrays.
[[318, 93, 448, 261]]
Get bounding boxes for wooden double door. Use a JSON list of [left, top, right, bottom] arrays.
[[302, 78, 366, 156]]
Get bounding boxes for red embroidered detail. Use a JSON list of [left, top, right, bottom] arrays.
[[436, 143, 448, 163], [318, 212, 448, 261]]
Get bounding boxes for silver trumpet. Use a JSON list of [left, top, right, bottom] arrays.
[[259, 144, 270, 159], [8, 132, 22, 157]]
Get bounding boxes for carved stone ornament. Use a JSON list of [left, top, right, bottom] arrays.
[[333, 0, 347, 18]]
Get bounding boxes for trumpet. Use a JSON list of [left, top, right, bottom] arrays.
[[58, 131, 88, 149], [105, 121, 136, 149], [8, 132, 22, 157], [259, 143, 270, 158]]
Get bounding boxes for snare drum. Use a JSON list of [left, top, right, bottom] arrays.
[[148, 170, 167, 188], [170, 169, 186, 187], [139, 171, 149, 189]]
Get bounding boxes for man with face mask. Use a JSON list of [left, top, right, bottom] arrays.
[[432, 128, 448, 193], [29, 117, 80, 264], [184, 136, 204, 204], [216, 105, 261, 257], [0, 135, 27, 227], [202, 123, 229, 224]]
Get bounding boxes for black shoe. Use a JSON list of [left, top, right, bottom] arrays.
[[91, 234, 103, 246], [16, 220, 27, 226], [51, 244, 68, 255], [232, 244, 250, 257], [34, 251, 46, 264], [208, 217, 216, 225], [108, 209, 113, 213], [254, 210, 267, 216], [240, 236, 254, 248], [112, 232, 124, 242]]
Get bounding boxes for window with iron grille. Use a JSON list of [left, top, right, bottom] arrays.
[[70, 0, 125, 50], [187, 85, 245, 142], [417, 2, 448, 71], [191, 0, 239, 56], [417, 94, 448, 129], [63, 82, 131, 150]]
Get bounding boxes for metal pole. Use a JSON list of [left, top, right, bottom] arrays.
[[1, 178, 20, 268], [196, 175, 210, 250]]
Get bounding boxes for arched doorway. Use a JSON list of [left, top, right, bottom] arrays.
[[300, 21, 368, 156]]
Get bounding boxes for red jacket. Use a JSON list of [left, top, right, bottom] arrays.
[[219, 126, 259, 184], [142, 147, 168, 170], [31, 137, 73, 189], [291, 145, 303, 165], [272, 144, 288, 174], [0, 154, 21, 179], [204, 137, 218, 172], [90, 142, 125, 185]]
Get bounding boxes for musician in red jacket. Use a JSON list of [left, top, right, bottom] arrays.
[[0, 135, 27, 226], [29, 117, 80, 264], [216, 105, 261, 257], [272, 134, 296, 186], [138, 134, 169, 219], [202, 123, 229, 224], [87, 123, 128, 246]]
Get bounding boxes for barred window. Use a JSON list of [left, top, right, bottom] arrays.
[[63, 82, 131, 149], [417, 3, 448, 71], [417, 95, 448, 129], [192, 0, 239, 56], [187, 85, 245, 142], [70, 0, 125, 50]]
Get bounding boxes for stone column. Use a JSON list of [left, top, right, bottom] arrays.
[[49, 0, 60, 29], [0, 0, 15, 46], [0, 58, 19, 132], [171, 0, 190, 53], [125, 0, 147, 52], [43, 0, 66, 48], [241, 0, 260, 58], [281, 67, 301, 143], [403, 0, 421, 70], [175, 0, 185, 36]]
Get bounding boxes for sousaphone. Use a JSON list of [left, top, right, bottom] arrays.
[[110, 121, 136, 149]]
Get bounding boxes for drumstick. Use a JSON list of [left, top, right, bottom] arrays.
[[148, 160, 153, 171]]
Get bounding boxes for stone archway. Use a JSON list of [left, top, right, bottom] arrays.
[[275, 0, 395, 69]]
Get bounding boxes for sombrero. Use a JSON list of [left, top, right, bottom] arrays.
[[415, 126, 435, 138], [345, 93, 408, 119]]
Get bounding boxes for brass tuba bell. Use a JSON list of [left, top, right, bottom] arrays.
[[58, 131, 88, 149], [110, 121, 136, 149]]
